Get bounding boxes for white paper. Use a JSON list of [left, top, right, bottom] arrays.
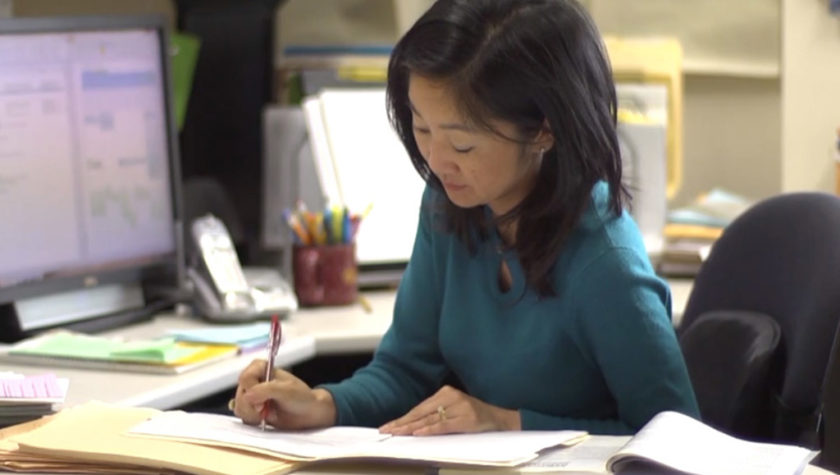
[[517, 435, 630, 472], [130, 411, 388, 460], [371, 430, 587, 466], [608, 411, 811, 475], [309, 88, 425, 265], [438, 435, 630, 474], [130, 411, 586, 466], [302, 95, 342, 206]]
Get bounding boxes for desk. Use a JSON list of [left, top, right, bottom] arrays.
[[669, 277, 693, 328], [7, 279, 837, 475], [0, 319, 316, 409], [0, 282, 691, 409], [282, 290, 397, 355], [286, 459, 837, 475]]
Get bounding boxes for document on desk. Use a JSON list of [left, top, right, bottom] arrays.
[[438, 435, 630, 474], [129, 411, 588, 467], [4, 402, 300, 475], [0, 331, 239, 375], [605, 411, 812, 475]]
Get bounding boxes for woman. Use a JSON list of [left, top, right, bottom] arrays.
[[233, 0, 699, 435]]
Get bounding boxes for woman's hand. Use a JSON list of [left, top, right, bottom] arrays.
[[233, 359, 336, 430], [378, 385, 521, 436]]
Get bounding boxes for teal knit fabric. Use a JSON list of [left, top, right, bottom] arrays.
[[322, 182, 699, 434]]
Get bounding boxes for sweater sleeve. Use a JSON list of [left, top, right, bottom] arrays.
[[320, 188, 448, 426], [521, 248, 700, 434]]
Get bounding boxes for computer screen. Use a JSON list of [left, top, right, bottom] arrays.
[[0, 16, 181, 308]]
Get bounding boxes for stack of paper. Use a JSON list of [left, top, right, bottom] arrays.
[[302, 88, 425, 269], [0, 403, 812, 474], [439, 412, 812, 475], [659, 188, 753, 277], [0, 372, 68, 428], [0, 402, 300, 475], [0, 331, 239, 374], [168, 321, 271, 353], [0, 402, 585, 474], [128, 411, 587, 467]]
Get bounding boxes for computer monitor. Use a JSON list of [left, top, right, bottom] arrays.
[[0, 15, 182, 338]]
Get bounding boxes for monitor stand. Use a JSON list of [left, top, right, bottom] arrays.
[[0, 283, 145, 342]]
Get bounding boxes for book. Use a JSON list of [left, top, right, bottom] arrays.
[[0, 331, 239, 375], [128, 410, 587, 467], [658, 188, 753, 278], [657, 236, 714, 277], [0, 372, 69, 428], [0, 372, 68, 404], [440, 411, 812, 475]]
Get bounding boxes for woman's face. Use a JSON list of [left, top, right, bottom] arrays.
[[408, 74, 551, 216]]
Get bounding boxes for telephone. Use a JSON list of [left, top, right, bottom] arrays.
[[188, 214, 297, 322]]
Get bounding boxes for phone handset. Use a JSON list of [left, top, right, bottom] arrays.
[[189, 214, 256, 317]]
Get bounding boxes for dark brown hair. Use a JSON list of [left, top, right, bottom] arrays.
[[386, 0, 627, 296]]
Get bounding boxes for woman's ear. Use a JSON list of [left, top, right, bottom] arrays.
[[534, 119, 555, 153]]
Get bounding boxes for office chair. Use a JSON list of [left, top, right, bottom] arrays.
[[819, 321, 840, 471], [677, 192, 840, 447]]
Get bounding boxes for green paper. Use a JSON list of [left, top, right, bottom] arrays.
[[12, 333, 200, 364], [170, 32, 201, 131]]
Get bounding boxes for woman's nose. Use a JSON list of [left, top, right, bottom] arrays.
[[425, 141, 457, 175]]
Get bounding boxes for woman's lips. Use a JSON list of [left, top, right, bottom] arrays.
[[443, 181, 466, 191]]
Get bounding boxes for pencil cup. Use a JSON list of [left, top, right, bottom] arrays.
[[292, 243, 358, 306]]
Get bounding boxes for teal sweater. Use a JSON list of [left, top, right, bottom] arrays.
[[322, 182, 699, 434]]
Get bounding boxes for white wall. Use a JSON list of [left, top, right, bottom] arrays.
[[588, 0, 785, 206], [678, 76, 781, 206], [589, 0, 780, 77], [781, 0, 840, 193]]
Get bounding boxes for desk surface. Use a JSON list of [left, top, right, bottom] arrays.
[[7, 279, 836, 475], [0, 320, 316, 409], [0, 281, 691, 410], [288, 462, 835, 475]]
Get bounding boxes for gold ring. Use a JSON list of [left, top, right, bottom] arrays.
[[228, 398, 236, 412], [436, 405, 447, 422]]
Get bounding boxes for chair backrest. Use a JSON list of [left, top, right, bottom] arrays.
[[819, 321, 840, 471], [679, 310, 782, 439], [679, 192, 840, 445]]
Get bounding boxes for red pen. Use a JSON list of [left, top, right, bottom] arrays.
[[260, 314, 282, 431]]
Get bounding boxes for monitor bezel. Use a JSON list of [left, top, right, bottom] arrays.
[[0, 14, 184, 306]]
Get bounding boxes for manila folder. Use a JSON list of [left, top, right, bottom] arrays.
[[6, 401, 299, 475]]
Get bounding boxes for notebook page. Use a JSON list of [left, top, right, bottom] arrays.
[[129, 411, 389, 460], [607, 411, 811, 475], [130, 410, 586, 466]]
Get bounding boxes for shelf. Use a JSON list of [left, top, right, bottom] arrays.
[[682, 58, 780, 79]]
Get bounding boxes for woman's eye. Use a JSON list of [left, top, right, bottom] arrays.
[[453, 146, 474, 154], [413, 127, 430, 135]]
